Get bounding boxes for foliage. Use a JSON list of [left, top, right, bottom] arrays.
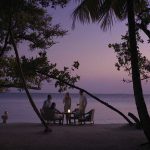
[[136, 6, 150, 42], [72, 0, 148, 30], [0, 0, 68, 56], [36, 0, 70, 8], [109, 6, 150, 83], [109, 30, 150, 82], [0, 52, 80, 92], [0, 0, 79, 92]]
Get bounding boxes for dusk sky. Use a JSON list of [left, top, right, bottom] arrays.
[[22, 2, 150, 94]]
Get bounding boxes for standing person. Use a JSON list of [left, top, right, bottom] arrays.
[[63, 92, 71, 124], [79, 90, 87, 114], [63, 92, 71, 113], [1, 111, 8, 124]]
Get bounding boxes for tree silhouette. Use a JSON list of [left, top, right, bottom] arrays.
[[0, 0, 75, 132], [72, 0, 150, 141]]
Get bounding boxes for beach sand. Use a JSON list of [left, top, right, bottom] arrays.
[[0, 123, 149, 150]]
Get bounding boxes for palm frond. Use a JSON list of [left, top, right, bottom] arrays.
[[99, 0, 128, 30], [72, 0, 149, 30], [72, 0, 103, 29], [72, 0, 127, 30]]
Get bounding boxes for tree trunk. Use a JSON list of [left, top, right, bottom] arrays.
[[127, 0, 150, 142], [0, 31, 9, 57], [9, 30, 51, 132]]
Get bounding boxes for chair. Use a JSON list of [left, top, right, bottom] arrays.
[[40, 108, 64, 125], [78, 109, 95, 124]]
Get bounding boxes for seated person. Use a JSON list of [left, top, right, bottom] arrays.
[[41, 101, 63, 123], [42, 94, 52, 114], [50, 102, 63, 120]]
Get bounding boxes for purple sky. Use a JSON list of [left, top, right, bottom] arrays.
[[21, 2, 150, 94]]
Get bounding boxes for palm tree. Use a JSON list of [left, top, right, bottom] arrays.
[[72, 0, 150, 141], [9, 30, 50, 132]]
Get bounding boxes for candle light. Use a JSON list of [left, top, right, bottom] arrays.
[[68, 109, 70, 113]]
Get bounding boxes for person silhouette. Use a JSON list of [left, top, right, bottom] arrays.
[[1, 111, 8, 124], [63, 92, 71, 113], [42, 94, 52, 111], [63, 92, 71, 124], [78, 90, 87, 114]]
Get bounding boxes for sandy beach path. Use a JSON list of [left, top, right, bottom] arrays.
[[0, 123, 149, 150]]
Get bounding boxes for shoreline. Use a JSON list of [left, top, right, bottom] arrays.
[[0, 123, 149, 150]]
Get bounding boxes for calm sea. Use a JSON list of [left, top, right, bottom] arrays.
[[0, 92, 150, 124]]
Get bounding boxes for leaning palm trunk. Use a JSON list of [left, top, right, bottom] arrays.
[[9, 30, 50, 132], [127, 0, 150, 141]]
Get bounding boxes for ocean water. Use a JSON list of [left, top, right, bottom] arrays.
[[0, 92, 150, 124]]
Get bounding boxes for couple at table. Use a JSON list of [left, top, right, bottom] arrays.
[[42, 94, 63, 121], [63, 90, 87, 115]]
